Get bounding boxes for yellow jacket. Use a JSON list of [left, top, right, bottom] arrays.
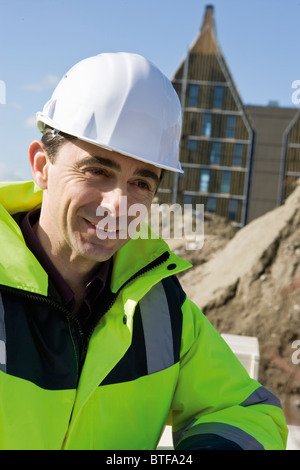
[[0, 181, 288, 449]]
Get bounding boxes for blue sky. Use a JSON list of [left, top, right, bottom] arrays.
[[0, 0, 300, 181]]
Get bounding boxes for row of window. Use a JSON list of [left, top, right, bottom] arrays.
[[182, 194, 239, 222], [199, 112, 237, 138], [187, 139, 244, 166], [208, 197, 239, 222], [188, 84, 225, 109], [199, 169, 231, 193]]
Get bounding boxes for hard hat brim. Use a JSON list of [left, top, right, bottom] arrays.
[[37, 113, 184, 174]]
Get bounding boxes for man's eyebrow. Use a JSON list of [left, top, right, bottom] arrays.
[[77, 155, 161, 184], [78, 155, 121, 171], [134, 169, 161, 185]]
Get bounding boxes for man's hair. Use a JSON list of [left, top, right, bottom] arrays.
[[41, 127, 75, 163]]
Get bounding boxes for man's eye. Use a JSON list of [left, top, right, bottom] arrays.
[[87, 169, 106, 176], [137, 181, 150, 190]]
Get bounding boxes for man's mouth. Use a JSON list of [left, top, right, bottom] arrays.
[[83, 218, 126, 240], [95, 224, 117, 234], [85, 219, 117, 232]]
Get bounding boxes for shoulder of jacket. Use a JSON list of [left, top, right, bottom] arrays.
[[160, 275, 187, 309]]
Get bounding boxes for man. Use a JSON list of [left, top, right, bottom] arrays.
[[0, 53, 287, 449]]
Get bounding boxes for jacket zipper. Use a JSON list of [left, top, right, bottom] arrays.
[[0, 284, 86, 376], [63, 250, 170, 448], [1, 250, 172, 448]]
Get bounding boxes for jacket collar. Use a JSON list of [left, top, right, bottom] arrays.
[[111, 226, 191, 293]]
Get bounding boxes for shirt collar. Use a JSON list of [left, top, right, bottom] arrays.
[[20, 209, 111, 311]]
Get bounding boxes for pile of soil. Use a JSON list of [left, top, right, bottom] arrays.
[[165, 183, 300, 427]]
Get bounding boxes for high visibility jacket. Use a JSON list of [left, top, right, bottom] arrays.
[[0, 181, 288, 450]]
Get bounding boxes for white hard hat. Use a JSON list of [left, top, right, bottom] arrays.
[[36, 52, 183, 173]]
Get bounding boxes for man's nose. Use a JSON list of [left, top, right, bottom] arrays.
[[100, 187, 128, 218]]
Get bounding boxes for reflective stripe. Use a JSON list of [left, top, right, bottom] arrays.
[[139, 281, 174, 374], [173, 419, 197, 446], [173, 422, 264, 450], [240, 386, 282, 409], [0, 293, 6, 372], [174, 387, 281, 449]]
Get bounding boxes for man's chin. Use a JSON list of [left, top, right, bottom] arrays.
[[78, 238, 129, 263]]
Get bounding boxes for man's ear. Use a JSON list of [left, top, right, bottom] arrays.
[[28, 140, 50, 190]]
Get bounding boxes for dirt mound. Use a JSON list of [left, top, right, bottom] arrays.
[[169, 210, 239, 271], [167, 183, 300, 426]]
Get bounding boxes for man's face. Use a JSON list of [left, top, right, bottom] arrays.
[[39, 138, 161, 270]]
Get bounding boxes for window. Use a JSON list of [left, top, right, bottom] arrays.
[[188, 84, 199, 107], [188, 139, 197, 151], [199, 169, 210, 192], [221, 171, 231, 193], [188, 139, 198, 163], [206, 197, 217, 213], [190, 117, 197, 135], [233, 143, 243, 166], [201, 113, 212, 137], [183, 194, 193, 205], [226, 115, 236, 138], [213, 86, 224, 109], [210, 142, 221, 165], [228, 199, 238, 221]]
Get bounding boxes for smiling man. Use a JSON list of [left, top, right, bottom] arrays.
[[0, 53, 288, 450], [29, 137, 161, 314]]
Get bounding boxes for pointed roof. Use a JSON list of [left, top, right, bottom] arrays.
[[171, 5, 254, 129], [190, 5, 218, 55]]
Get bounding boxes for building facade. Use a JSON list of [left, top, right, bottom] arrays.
[[246, 105, 298, 221], [158, 5, 254, 226], [157, 5, 300, 226]]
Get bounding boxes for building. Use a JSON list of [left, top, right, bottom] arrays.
[[246, 105, 298, 221], [158, 5, 254, 226], [157, 5, 300, 226]]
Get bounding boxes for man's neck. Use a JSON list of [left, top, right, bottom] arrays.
[[33, 221, 98, 299]]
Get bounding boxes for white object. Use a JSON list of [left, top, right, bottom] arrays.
[[287, 425, 300, 450], [221, 333, 260, 380], [157, 425, 173, 450], [36, 52, 183, 173]]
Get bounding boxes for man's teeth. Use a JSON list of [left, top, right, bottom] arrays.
[[94, 223, 116, 233]]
